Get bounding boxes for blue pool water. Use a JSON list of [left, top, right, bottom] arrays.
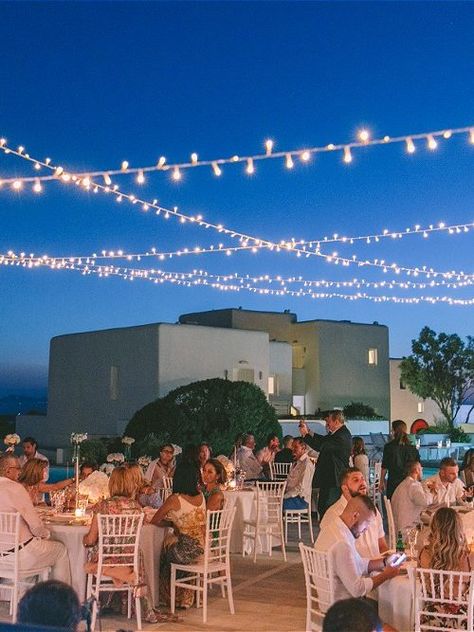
[[48, 466, 72, 483]]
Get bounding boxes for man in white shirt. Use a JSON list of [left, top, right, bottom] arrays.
[[283, 438, 314, 510], [423, 457, 466, 506], [391, 460, 433, 533], [0, 454, 71, 583], [320, 467, 388, 558], [18, 436, 49, 482], [236, 433, 263, 480], [315, 495, 401, 602]]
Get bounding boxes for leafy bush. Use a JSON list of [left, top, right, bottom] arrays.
[[342, 402, 384, 420], [417, 423, 471, 443], [79, 439, 107, 465], [125, 378, 281, 455]]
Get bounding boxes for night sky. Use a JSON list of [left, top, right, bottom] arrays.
[[0, 1, 473, 395]]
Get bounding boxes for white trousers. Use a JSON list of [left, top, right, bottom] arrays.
[[18, 537, 71, 585]]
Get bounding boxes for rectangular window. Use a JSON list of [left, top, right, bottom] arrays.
[[368, 348, 378, 366], [417, 402, 424, 413], [399, 379, 406, 390], [110, 366, 119, 400], [268, 375, 279, 396], [236, 368, 255, 383]]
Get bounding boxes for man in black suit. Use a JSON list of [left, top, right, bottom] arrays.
[[299, 410, 352, 518]]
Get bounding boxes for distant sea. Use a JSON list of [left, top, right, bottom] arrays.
[[0, 393, 48, 415]]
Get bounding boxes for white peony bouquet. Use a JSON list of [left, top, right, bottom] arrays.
[[138, 455, 151, 473], [121, 436, 135, 446], [79, 470, 110, 504], [107, 452, 125, 464], [4, 433, 21, 453]]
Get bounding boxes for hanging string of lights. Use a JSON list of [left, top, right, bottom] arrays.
[[2, 253, 473, 305], [1, 139, 473, 280], [1, 124, 473, 187]]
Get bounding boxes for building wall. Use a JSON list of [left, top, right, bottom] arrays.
[[45, 325, 161, 447], [289, 322, 320, 415], [268, 341, 293, 404], [389, 359, 440, 427], [157, 324, 270, 396]]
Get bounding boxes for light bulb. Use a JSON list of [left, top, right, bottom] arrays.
[[103, 173, 112, 185], [54, 166, 64, 177], [172, 167, 181, 181], [358, 129, 370, 142], [157, 156, 166, 169], [12, 180, 22, 190], [469, 129, 474, 144], [300, 150, 311, 162], [427, 135, 437, 150], [136, 170, 145, 184], [343, 146, 352, 163], [0, 138, 6, 147], [121, 161, 129, 171], [265, 139, 274, 155], [191, 153, 198, 164], [406, 137, 416, 154], [34, 162, 41, 170], [33, 179, 42, 193], [443, 130, 452, 139], [212, 161, 222, 176], [285, 153, 294, 169], [246, 158, 255, 174]]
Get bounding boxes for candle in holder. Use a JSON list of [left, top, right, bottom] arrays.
[[74, 507, 85, 518]]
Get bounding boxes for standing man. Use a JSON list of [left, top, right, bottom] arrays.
[[299, 410, 351, 517], [19, 436, 49, 481]]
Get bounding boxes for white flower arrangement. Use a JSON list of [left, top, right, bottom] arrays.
[[121, 436, 135, 446], [106, 452, 125, 464], [78, 470, 110, 504], [70, 433, 88, 444], [100, 463, 115, 476], [138, 455, 151, 468], [4, 433, 21, 448], [216, 455, 235, 480]]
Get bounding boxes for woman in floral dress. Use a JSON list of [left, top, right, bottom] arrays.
[[150, 461, 206, 608], [83, 465, 170, 623], [418, 507, 473, 629]]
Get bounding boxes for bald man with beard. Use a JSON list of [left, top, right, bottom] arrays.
[[315, 495, 402, 602]]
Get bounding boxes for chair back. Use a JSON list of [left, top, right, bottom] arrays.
[[96, 513, 144, 577], [205, 507, 236, 568], [369, 461, 382, 512], [0, 512, 20, 574], [255, 481, 286, 525], [383, 496, 396, 551], [271, 462, 292, 480], [414, 567, 474, 631], [299, 542, 335, 631], [160, 476, 173, 501], [301, 459, 315, 505]]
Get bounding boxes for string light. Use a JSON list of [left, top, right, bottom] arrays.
[[2, 254, 473, 306], [12, 180, 22, 190], [33, 179, 42, 193], [343, 146, 352, 163], [2, 137, 473, 280], [246, 158, 255, 174], [172, 166, 181, 181], [285, 153, 294, 169], [212, 161, 222, 176], [191, 153, 198, 165], [265, 139, 274, 156], [2, 124, 473, 186], [136, 170, 145, 184], [406, 137, 416, 154], [427, 135, 438, 150]]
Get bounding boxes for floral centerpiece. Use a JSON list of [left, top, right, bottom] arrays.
[[78, 470, 110, 504], [138, 455, 151, 474], [216, 455, 235, 485], [121, 436, 135, 460], [4, 433, 21, 453], [100, 452, 125, 476]]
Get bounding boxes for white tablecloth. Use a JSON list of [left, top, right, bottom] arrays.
[[49, 522, 166, 606], [223, 489, 282, 554], [378, 569, 415, 631]]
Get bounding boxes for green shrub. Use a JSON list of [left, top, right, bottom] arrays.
[[125, 378, 281, 455], [417, 423, 471, 443], [79, 439, 107, 465]]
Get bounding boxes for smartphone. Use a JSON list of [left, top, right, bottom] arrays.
[[391, 553, 407, 567]]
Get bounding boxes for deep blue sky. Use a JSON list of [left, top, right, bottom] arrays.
[[0, 1, 473, 394]]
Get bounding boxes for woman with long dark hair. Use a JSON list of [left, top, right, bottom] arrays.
[[379, 420, 419, 498]]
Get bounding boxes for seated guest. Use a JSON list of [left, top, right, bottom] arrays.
[[145, 443, 175, 490], [0, 454, 71, 584], [275, 435, 294, 464], [460, 448, 474, 486], [323, 598, 384, 632], [198, 442, 212, 470], [423, 456, 466, 505], [419, 506, 473, 624], [351, 437, 369, 484], [18, 580, 81, 631], [283, 438, 313, 511], [151, 461, 206, 608], [83, 465, 159, 623], [125, 462, 162, 509], [321, 467, 388, 558], [236, 433, 263, 480], [79, 461, 98, 481], [19, 436, 50, 481], [391, 460, 433, 533], [19, 458, 74, 505], [315, 495, 401, 601], [256, 433, 280, 476], [202, 458, 227, 510]]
